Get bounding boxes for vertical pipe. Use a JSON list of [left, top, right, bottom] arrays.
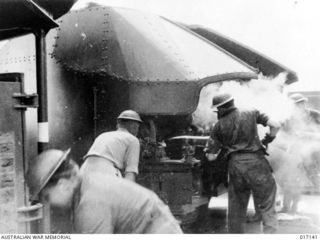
[[34, 29, 51, 233], [35, 29, 49, 153]]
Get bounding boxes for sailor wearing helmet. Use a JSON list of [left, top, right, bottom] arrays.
[[204, 93, 280, 233], [83, 110, 142, 182], [26, 149, 182, 233]]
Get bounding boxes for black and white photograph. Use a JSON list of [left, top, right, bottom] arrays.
[[0, 0, 320, 237]]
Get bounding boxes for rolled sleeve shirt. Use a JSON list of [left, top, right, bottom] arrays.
[[206, 108, 269, 156], [84, 128, 140, 175]]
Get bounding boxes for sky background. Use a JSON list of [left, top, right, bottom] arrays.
[[72, 0, 320, 92]]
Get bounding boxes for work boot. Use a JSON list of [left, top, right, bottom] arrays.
[[246, 213, 262, 223]]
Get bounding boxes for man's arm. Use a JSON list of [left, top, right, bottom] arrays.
[[255, 109, 280, 146], [204, 125, 222, 161], [268, 120, 281, 136], [124, 172, 136, 182], [124, 137, 140, 182], [261, 119, 281, 147]]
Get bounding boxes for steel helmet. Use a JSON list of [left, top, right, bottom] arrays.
[[117, 110, 142, 123], [212, 93, 234, 108], [26, 149, 71, 201], [289, 93, 308, 103]]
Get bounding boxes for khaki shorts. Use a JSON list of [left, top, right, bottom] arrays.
[[81, 156, 122, 178]]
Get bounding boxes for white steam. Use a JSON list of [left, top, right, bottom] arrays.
[[193, 73, 320, 213], [192, 72, 294, 129]]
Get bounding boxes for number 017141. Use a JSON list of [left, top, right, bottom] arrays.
[[300, 235, 318, 240]]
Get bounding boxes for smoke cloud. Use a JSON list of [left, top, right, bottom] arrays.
[[193, 72, 294, 129], [193, 72, 320, 213]]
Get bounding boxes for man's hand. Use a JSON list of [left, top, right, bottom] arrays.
[[261, 133, 276, 147]]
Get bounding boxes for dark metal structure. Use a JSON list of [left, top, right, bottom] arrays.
[[0, 0, 76, 234], [0, 0, 77, 152], [52, 6, 257, 116], [0, 0, 76, 40], [0, 3, 297, 233]]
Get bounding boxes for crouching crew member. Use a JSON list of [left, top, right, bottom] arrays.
[[204, 93, 280, 233], [26, 149, 183, 234]]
